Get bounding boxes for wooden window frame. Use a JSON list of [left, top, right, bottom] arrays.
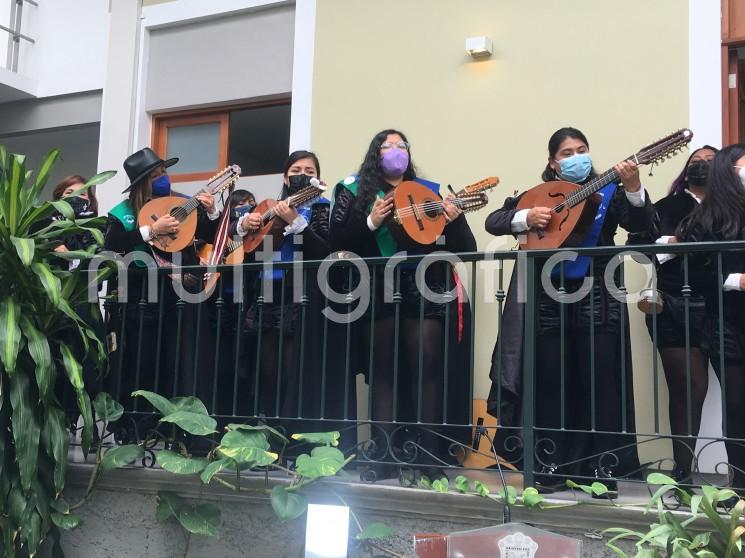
[[151, 111, 229, 183], [722, 0, 745, 145], [150, 97, 292, 183]]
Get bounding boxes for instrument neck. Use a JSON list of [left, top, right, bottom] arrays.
[[179, 188, 208, 216], [568, 167, 621, 207]]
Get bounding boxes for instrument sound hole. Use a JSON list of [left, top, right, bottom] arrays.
[[423, 199, 440, 219], [170, 207, 186, 221]]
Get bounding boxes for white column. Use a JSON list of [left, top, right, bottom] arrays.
[[289, 0, 316, 152], [96, 0, 143, 214]]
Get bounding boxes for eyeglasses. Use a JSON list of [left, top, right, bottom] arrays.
[[380, 141, 409, 150]]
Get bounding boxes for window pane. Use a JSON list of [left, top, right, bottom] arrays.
[[167, 122, 221, 174], [228, 104, 291, 176]]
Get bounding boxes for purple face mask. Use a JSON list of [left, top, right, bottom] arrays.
[[380, 148, 410, 177]]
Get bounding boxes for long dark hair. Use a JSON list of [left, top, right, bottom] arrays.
[[355, 129, 417, 217], [52, 174, 98, 214], [541, 127, 597, 182], [678, 143, 745, 241], [668, 145, 719, 195], [229, 189, 255, 209], [280, 150, 321, 199]]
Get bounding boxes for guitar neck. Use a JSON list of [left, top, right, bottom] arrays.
[[566, 167, 623, 208], [262, 187, 321, 224]]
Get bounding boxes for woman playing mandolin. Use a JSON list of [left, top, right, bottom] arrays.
[[485, 127, 654, 495], [330, 129, 476, 482], [104, 147, 220, 410]]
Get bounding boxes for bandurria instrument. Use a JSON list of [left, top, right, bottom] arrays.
[[198, 239, 244, 295], [387, 176, 500, 246], [138, 165, 242, 252], [516, 129, 693, 250], [242, 178, 326, 253]]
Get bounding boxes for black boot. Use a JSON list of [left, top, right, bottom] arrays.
[[535, 464, 563, 494]]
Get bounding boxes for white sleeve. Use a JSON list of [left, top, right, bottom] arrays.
[[367, 214, 379, 231], [235, 215, 249, 237], [283, 215, 309, 236], [655, 236, 676, 264], [625, 187, 646, 207], [723, 273, 743, 292], [207, 210, 219, 221], [510, 209, 530, 233], [139, 225, 152, 241]]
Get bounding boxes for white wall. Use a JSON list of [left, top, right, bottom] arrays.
[[12, 0, 108, 97]]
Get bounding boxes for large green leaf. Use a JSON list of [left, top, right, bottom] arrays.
[[93, 392, 123, 423], [31, 262, 61, 307], [200, 458, 234, 485], [170, 396, 209, 416], [101, 444, 145, 470], [156, 450, 208, 475], [10, 236, 34, 266], [9, 370, 41, 492], [160, 410, 217, 436], [290, 431, 340, 446], [294, 446, 345, 479], [6, 154, 26, 234], [270, 486, 307, 521], [226, 423, 288, 444], [59, 343, 83, 391], [19, 316, 53, 401], [21, 509, 42, 557], [50, 200, 73, 221], [50, 512, 80, 531], [41, 406, 70, 495], [26, 148, 61, 206], [155, 491, 187, 522], [0, 298, 22, 373], [217, 429, 277, 466], [178, 503, 221, 537], [132, 390, 175, 416]]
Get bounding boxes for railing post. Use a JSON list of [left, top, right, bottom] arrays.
[[522, 251, 537, 488]]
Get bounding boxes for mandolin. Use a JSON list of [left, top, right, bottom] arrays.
[[138, 165, 241, 253], [242, 178, 326, 253], [516, 129, 693, 250], [387, 176, 500, 246], [454, 399, 518, 472], [198, 239, 244, 295]]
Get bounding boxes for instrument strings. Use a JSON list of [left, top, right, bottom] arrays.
[[395, 195, 484, 218]]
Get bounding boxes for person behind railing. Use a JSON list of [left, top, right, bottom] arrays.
[[329, 129, 476, 482], [231, 151, 332, 428], [627, 145, 718, 486], [484, 127, 654, 495], [204, 188, 257, 416], [677, 143, 745, 496], [103, 147, 220, 413]]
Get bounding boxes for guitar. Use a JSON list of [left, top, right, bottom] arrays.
[[242, 179, 326, 254], [138, 165, 242, 253], [455, 399, 518, 471], [387, 176, 500, 246], [516, 129, 693, 250], [197, 239, 244, 295]]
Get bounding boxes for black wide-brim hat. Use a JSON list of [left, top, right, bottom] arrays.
[[122, 147, 179, 193]]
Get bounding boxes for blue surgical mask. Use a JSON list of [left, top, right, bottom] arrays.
[[558, 153, 592, 183], [151, 174, 171, 197]]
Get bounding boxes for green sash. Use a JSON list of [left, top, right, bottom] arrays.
[[109, 200, 148, 265], [338, 177, 398, 257]]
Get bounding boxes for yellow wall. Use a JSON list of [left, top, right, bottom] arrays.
[[311, 0, 690, 463]]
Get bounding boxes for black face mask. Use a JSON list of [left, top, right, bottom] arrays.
[[68, 197, 95, 218], [686, 160, 710, 188], [231, 204, 254, 220], [286, 174, 311, 195]]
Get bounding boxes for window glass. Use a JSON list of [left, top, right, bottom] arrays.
[[228, 104, 291, 176], [167, 122, 221, 174]]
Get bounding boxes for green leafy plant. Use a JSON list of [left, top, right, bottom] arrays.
[[604, 473, 745, 557], [0, 147, 115, 556]]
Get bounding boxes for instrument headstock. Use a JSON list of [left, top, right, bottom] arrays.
[[635, 129, 693, 166], [457, 192, 489, 213], [289, 179, 326, 208], [206, 164, 242, 195], [456, 176, 500, 196]]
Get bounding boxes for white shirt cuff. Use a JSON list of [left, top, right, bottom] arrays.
[[139, 225, 152, 241], [655, 236, 676, 263], [724, 273, 743, 291], [367, 214, 379, 231], [236, 215, 250, 237], [625, 187, 646, 207], [283, 215, 308, 236], [510, 209, 530, 233], [207, 210, 219, 221]]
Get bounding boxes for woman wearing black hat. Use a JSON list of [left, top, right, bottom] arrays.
[[104, 147, 221, 414]]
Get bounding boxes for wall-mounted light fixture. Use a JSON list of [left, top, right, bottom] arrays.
[[466, 36, 493, 59]]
